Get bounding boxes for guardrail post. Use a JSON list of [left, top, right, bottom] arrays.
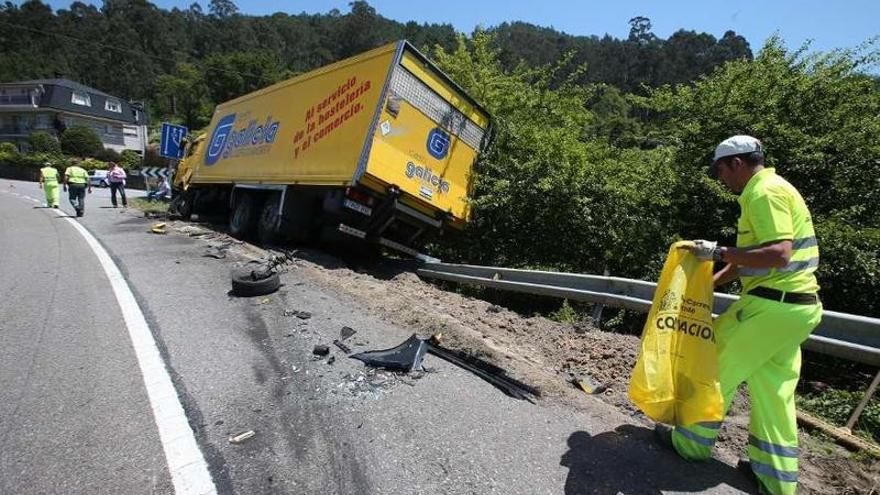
[[590, 266, 610, 324], [844, 368, 880, 433]]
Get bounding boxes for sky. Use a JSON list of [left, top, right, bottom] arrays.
[[42, 0, 880, 56]]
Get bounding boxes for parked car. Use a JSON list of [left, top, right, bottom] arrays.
[[88, 170, 109, 187]]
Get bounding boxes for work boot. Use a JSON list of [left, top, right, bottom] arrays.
[[736, 459, 767, 494], [654, 423, 674, 451]]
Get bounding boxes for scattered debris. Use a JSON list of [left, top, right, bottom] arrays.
[[340, 326, 357, 341], [291, 366, 301, 373], [427, 335, 539, 403], [229, 430, 256, 444], [257, 298, 271, 305], [327, 355, 336, 365], [486, 305, 503, 313], [349, 334, 427, 372], [340, 369, 403, 397], [284, 309, 312, 319], [333, 339, 352, 354], [313, 345, 330, 356], [150, 222, 167, 234], [203, 247, 227, 259], [569, 373, 608, 395]]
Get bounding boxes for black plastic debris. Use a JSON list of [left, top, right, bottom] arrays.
[[426, 338, 539, 403], [340, 326, 357, 341], [284, 310, 312, 320], [333, 339, 352, 354], [313, 344, 330, 356], [349, 334, 427, 372]]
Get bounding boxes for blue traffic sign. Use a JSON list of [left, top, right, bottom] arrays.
[[160, 122, 188, 159]]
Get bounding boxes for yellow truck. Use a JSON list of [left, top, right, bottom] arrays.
[[173, 40, 491, 257]]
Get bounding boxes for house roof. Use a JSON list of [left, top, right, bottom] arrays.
[[0, 78, 147, 125]]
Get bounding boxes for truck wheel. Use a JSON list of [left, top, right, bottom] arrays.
[[257, 193, 282, 245], [170, 190, 193, 220], [229, 192, 259, 239]]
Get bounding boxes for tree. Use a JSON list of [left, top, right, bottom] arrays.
[[60, 126, 103, 157], [154, 63, 212, 130], [28, 130, 61, 153], [208, 0, 237, 18], [202, 52, 283, 103]]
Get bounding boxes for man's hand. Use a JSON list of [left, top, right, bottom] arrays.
[[690, 239, 718, 261], [88, 187, 93, 194]]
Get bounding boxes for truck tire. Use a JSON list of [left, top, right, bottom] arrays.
[[257, 193, 282, 245], [170, 190, 193, 220], [229, 192, 259, 239], [231, 265, 280, 297]]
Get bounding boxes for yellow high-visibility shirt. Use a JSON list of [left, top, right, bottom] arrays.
[[736, 168, 819, 294], [64, 166, 89, 185], [41, 166, 59, 184]]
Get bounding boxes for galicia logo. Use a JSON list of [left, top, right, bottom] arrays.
[[205, 114, 236, 166], [204, 113, 280, 166], [426, 127, 450, 160]]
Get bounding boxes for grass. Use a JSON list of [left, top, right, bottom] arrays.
[[129, 197, 169, 215]]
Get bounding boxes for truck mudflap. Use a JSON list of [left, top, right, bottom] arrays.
[[337, 223, 440, 263]]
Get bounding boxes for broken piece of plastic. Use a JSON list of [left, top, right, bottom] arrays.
[[349, 334, 427, 372], [570, 373, 608, 395], [229, 430, 256, 444]]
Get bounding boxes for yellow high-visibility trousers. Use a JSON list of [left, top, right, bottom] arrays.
[[44, 183, 60, 207], [671, 295, 822, 495]]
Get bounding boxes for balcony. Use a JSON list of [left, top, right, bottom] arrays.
[[0, 94, 35, 106]]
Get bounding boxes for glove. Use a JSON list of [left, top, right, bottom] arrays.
[[691, 239, 718, 261]]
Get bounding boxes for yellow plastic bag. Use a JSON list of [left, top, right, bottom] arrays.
[[628, 241, 723, 425]]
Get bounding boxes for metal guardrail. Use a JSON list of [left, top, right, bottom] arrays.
[[417, 262, 880, 367]]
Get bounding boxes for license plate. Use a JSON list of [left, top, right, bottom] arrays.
[[343, 199, 372, 216]]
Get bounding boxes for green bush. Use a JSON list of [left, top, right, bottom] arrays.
[[120, 149, 142, 170], [0, 142, 18, 154], [0, 150, 64, 169], [94, 147, 122, 163], [60, 126, 103, 157], [79, 157, 107, 172], [27, 131, 61, 153]]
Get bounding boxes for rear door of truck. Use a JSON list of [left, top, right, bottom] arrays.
[[359, 42, 490, 227]]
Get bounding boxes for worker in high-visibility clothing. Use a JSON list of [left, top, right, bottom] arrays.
[[63, 161, 92, 217], [656, 135, 822, 495], [39, 162, 60, 208]]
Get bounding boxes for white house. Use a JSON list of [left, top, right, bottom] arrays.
[[0, 78, 148, 154]]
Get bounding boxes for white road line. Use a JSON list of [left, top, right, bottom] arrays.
[[45, 209, 217, 494]]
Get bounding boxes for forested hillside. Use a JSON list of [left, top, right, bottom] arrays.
[[0, 0, 749, 129]]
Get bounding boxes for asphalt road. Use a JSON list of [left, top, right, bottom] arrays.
[[0, 178, 755, 495]]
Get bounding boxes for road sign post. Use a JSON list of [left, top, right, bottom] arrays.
[[160, 123, 188, 160], [159, 123, 188, 204]]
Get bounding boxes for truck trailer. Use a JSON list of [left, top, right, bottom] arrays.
[[173, 40, 491, 257]]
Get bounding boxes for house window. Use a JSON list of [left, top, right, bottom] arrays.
[[123, 126, 139, 137], [71, 91, 91, 107], [105, 98, 122, 113]]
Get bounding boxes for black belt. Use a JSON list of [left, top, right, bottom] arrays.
[[747, 287, 819, 305]]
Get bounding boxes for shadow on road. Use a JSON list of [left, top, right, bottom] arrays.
[[560, 425, 755, 495]]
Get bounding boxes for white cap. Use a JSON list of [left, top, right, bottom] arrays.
[[713, 135, 763, 162]]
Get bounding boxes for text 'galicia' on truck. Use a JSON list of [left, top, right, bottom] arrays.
[[172, 40, 492, 257]]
